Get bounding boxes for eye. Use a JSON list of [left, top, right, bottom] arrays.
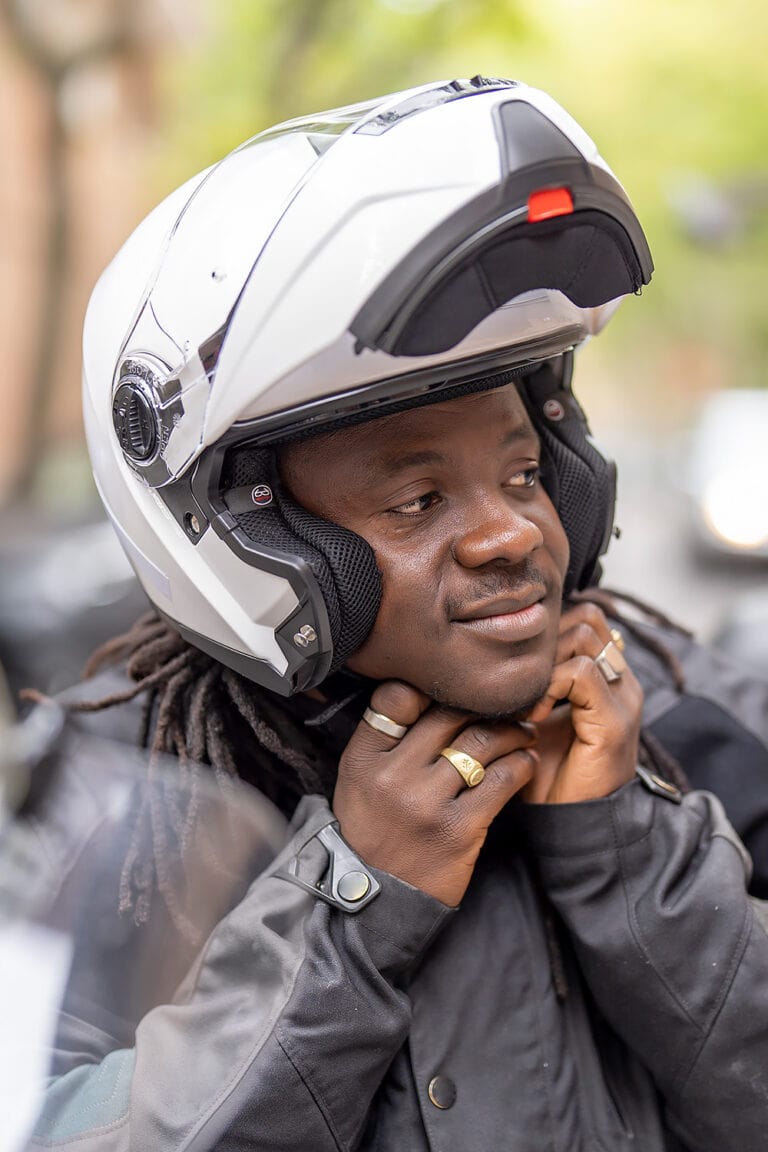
[[389, 491, 440, 516], [507, 465, 540, 489]]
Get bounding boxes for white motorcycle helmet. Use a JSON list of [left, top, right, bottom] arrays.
[[83, 76, 652, 696]]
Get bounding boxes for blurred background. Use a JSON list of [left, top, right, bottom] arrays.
[[1, 0, 767, 697]]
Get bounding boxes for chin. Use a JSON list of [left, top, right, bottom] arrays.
[[427, 663, 553, 722]]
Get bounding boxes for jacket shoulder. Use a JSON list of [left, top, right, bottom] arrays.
[[623, 616, 768, 896]]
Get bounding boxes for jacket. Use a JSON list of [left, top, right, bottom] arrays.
[[13, 619, 768, 1151]]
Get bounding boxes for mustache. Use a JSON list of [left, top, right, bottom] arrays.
[[445, 559, 552, 618]]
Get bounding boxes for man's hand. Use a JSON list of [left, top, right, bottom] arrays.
[[523, 601, 643, 805], [333, 682, 537, 906]]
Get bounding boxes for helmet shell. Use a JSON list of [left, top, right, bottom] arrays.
[[83, 77, 651, 693]]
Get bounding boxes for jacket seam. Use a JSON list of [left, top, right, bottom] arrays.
[[177, 906, 312, 1147], [275, 1029, 346, 1151], [613, 797, 754, 1073], [531, 825, 653, 861], [612, 800, 703, 1030], [28, 1114, 129, 1147], [670, 896, 753, 1095]]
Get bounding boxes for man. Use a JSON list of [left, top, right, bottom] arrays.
[[21, 78, 768, 1150]]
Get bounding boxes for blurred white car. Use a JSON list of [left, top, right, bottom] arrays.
[[686, 388, 768, 559]]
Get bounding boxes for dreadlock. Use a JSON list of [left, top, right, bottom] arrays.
[[67, 585, 691, 937], [69, 610, 361, 934]]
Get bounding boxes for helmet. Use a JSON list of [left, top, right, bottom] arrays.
[[83, 76, 652, 696]]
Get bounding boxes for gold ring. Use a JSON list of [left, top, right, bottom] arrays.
[[610, 627, 625, 652], [439, 747, 486, 788], [363, 707, 408, 740], [594, 639, 628, 684]]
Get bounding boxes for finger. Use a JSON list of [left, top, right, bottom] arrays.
[[527, 654, 616, 724], [347, 680, 432, 760], [556, 601, 612, 648], [458, 745, 539, 821], [528, 654, 641, 727], [556, 620, 609, 665], [559, 600, 612, 634], [434, 722, 537, 796]]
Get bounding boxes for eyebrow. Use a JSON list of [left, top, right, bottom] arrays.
[[369, 421, 536, 480]]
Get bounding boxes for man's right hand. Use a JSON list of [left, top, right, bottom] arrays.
[[332, 681, 538, 906]]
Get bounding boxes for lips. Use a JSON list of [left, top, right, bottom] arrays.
[[455, 590, 546, 621], [452, 589, 549, 642]]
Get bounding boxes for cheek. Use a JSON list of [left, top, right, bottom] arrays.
[[539, 497, 570, 579], [551, 517, 570, 577]]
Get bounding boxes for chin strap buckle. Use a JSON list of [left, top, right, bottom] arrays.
[[276, 822, 381, 913]]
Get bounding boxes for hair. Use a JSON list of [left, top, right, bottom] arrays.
[[51, 588, 689, 941], [57, 612, 365, 934]]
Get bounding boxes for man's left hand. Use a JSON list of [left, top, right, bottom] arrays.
[[523, 602, 643, 804]]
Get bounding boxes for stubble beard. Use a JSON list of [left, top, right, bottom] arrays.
[[427, 661, 554, 724]]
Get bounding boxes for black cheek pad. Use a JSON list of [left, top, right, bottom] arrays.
[[223, 444, 382, 671], [520, 378, 614, 594]]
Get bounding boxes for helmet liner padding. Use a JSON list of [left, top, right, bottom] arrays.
[[519, 360, 616, 593], [222, 358, 615, 673], [224, 445, 381, 671]]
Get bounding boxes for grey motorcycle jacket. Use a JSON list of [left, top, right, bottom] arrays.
[[14, 619, 768, 1152]]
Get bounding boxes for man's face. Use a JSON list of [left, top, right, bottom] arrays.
[[280, 384, 570, 718]]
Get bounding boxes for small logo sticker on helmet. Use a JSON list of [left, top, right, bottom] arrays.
[[251, 484, 274, 506], [543, 398, 566, 422]]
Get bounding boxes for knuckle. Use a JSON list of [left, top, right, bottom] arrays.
[[461, 725, 495, 754], [370, 680, 422, 725], [574, 621, 598, 650], [580, 601, 608, 631], [575, 654, 596, 679], [368, 763, 399, 799], [492, 749, 534, 792]]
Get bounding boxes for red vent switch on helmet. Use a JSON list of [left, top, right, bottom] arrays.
[[527, 187, 574, 223]]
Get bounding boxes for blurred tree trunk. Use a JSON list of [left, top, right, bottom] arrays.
[[1, 0, 133, 499]]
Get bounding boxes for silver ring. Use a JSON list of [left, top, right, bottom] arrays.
[[363, 707, 409, 740], [594, 640, 628, 684]]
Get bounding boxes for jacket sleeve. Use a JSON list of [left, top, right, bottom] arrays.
[[624, 619, 768, 896], [27, 795, 453, 1152], [520, 778, 768, 1152]]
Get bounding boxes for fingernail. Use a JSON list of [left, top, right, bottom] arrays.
[[518, 720, 537, 735]]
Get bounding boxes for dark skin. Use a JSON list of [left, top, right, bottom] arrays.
[[280, 386, 642, 905]]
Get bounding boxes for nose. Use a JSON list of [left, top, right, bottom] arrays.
[[451, 492, 544, 569]]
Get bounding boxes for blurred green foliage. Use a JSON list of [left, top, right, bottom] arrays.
[[158, 0, 768, 419]]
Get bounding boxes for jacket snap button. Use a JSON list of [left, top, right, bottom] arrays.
[[337, 870, 371, 902], [428, 1075, 457, 1109]]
